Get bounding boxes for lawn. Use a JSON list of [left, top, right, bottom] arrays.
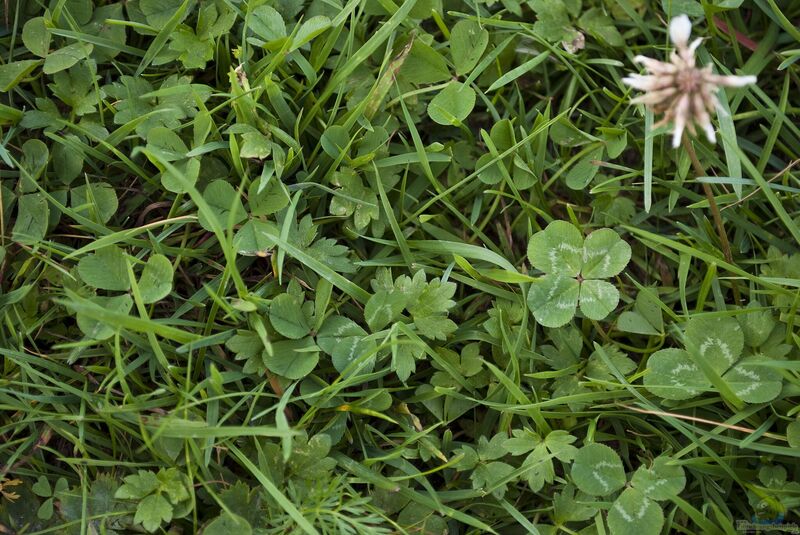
[[1, 0, 799, 533]]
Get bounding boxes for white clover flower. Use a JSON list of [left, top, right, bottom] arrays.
[[623, 14, 757, 148]]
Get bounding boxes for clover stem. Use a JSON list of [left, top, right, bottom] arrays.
[[681, 134, 742, 305]]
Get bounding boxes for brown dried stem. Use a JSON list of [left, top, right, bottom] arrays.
[[682, 133, 742, 305]]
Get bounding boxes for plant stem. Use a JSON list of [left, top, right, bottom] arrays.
[[682, 134, 742, 305]]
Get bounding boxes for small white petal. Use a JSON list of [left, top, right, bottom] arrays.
[[633, 55, 678, 73], [703, 121, 716, 143], [694, 93, 715, 143], [714, 74, 757, 87], [669, 15, 692, 48], [630, 87, 677, 104], [688, 37, 703, 54], [672, 125, 684, 148], [622, 74, 658, 90], [672, 95, 690, 148]]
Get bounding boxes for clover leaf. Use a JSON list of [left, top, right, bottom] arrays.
[[570, 443, 626, 497], [644, 316, 784, 403], [630, 456, 686, 501], [607, 488, 664, 535], [526, 221, 630, 327]]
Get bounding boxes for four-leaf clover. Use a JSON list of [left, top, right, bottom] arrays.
[[526, 221, 631, 327]]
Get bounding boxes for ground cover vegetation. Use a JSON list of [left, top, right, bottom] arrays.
[[0, 0, 799, 533]]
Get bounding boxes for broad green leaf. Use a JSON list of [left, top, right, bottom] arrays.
[[408, 0, 440, 19], [84, 3, 127, 62], [269, 293, 310, 340], [758, 465, 786, 488], [607, 488, 664, 535], [22, 17, 51, 57], [475, 152, 505, 185], [146, 127, 189, 161], [321, 125, 350, 159], [116, 470, 160, 500], [407, 277, 456, 318], [722, 356, 783, 403], [527, 274, 580, 328], [239, 132, 271, 159], [571, 443, 626, 496], [32, 476, 51, 497], [134, 493, 173, 532], [169, 27, 214, 70], [552, 485, 597, 524], [249, 176, 290, 216], [78, 246, 131, 291], [471, 461, 516, 498], [527, 220, 584, 276], [330, 336, 376, 374], [37, 498, 54, 520], [204, 512, 252, 535], [19, 140, 48, 194], [77, 295, 133, 340], [662, 0, 705, 17], [578, 8, 624, 47], [401, 41, 450, 85], [59, 0, 93, 25], [631, 457, 686, 500], [249, 5, 286, 42], [644, 348, 710, 400], [617, 311, 659, 335], [581, 228, 631, 279], [787, 421, 800, 449], [226, 331, 265, 374], [198, 180, 246, 232], [545, 431, 579, 461], [617, 290, 663, 335], [413, 315, 457, 340], [529, 0, 574, 42], [263, 337, 319, 379], [234, 219, 278, 256], [161, 157, 200, 193], [139, 254, 174, 303], [290, 16, 331, 51], [450, 20, 488, 76], [427, 81, 476, 126], [0, 60, 41, 92], [738, 301, 775, 348], [565, 146, 604, 189], [579, 279, 619, 320], [12, 193, 49, 245], [71, 182, 118, 224], [53, 139, 85, 184], [43, 42, 93, 74], [513, 155, 536, 189], [157, 468, 190, 504], [585, 345, 636, 382], [364, 290, 406, 331], [317, 315, 365, 355], [685, 316, 744, 375], [599, 127, 627, 159], [141, 0, 192, 27]]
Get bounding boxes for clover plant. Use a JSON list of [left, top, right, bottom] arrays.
[[527, 220, 631, 327]]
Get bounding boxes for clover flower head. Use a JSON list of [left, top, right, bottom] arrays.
[[622, 14, 757, 148]]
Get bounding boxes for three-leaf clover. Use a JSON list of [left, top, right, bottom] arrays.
[[644, 316, 783, 403], [32, 476, 68, 520], [526, 221, 631, 327], [572, 444, 685, 535]]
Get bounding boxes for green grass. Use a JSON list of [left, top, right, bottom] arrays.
[[1, 0, 799, 533]]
